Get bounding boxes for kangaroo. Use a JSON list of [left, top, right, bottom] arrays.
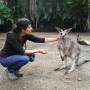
[[55, 27, 80, 74]]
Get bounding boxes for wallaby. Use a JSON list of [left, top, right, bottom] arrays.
[[55, 27, 80, 74], [77, 34, 90, 46]]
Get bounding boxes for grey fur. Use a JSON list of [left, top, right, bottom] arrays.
[[56, 27, 80, 74]]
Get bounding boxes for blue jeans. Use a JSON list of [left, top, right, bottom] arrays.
[[0, 54, 35, 73]]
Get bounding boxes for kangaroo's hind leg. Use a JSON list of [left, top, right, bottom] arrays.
[[59, 56, 68, 70], [54, 53, 67, 71], [75, 53, 80, 66], [65, 54, 78, 74], [58, 50, 67, 70]]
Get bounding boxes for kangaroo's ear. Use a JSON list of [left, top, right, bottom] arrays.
[[65, 28, 72, 34], [55, 27, 63, 32]]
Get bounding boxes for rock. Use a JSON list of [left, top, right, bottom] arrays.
[[77, 78, 82, 81]]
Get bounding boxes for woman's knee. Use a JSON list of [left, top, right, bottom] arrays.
[[28, 54, 35, 62], [21, 55, 30, 63]]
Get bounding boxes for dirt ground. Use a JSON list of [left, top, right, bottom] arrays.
[[0, 32, 90, 90]]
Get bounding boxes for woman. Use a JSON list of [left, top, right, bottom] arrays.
[[0, 18, 59, 80]]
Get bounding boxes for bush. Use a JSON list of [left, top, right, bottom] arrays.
[[0, 1, 13, 32]]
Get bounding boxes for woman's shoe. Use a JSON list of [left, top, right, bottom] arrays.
[[15, 72, 23, 77], [5, 69, 19, 80]]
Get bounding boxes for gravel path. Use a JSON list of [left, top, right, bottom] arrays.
[[0, 32, 90, 90]]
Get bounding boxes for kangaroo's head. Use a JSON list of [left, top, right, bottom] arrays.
[[56, 27, 72, 39]]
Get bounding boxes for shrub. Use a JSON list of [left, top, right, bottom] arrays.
[[0, 1, 13, 32]]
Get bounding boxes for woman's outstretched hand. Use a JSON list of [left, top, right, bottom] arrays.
[[38, 49, 48, 54], [25, 49, 47, 55]]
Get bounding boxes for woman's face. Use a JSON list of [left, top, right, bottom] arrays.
[[26, 24, 32, 33], [22, 24, 33, 35]]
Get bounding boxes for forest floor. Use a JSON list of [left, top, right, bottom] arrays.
[[0, 32, 90, 90]]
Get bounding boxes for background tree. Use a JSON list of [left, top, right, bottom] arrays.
[[62, 0, 88, 32], [1, 0, 88, 32]]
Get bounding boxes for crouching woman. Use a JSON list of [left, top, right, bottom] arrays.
[[0, 18, 59, 80]]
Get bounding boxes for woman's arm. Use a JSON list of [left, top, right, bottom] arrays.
[[45, 37, 58, 43], [25, 34, 60, 43], [25, 49, 47, 55]]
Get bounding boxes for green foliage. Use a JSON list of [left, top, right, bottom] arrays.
[[5, 0, 88, 32], [0, 1, 13, 24], [62, 0, 88, 19], [34, 0, 88, 31], [55, 0, 88, 31]]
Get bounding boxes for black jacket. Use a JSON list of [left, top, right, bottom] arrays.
[[0, 31, 45, 56]]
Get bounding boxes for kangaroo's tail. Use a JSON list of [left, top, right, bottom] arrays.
[[77, 34, 90, 46], [77, 60, 90, 66]]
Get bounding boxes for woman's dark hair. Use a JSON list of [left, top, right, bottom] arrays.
[[12, 18, 31, 33]]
